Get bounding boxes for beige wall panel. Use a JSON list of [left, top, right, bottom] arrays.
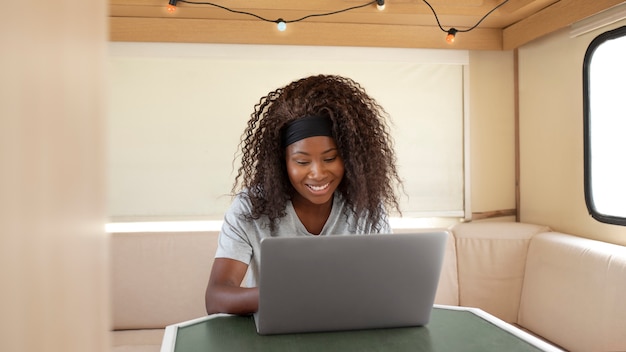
[[0, 1, 109, 352], [518, 19, 626, 246], [468, 50, 516, 213]]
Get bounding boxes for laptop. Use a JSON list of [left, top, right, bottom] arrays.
[[253, 230, 448, 335]]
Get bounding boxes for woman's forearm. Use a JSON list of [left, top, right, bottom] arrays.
[[205, 284, 259, 315]]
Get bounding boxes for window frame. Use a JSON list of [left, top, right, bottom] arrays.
[[583, 25, 626, 226]]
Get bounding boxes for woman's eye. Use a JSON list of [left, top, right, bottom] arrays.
[[296, 160, 310, 165], [324, 156, 337, 162]]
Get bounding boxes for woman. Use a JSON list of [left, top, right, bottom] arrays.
[[205, 74, 402, 315]]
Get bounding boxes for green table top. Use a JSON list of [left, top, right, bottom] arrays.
[[170, 307, 558, 352]]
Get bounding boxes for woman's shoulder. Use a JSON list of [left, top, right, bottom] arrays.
[[228, 190, 254, 213]]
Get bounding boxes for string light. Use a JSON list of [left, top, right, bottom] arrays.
[[276, 19, 287, 32], [165, 0, 508, 44], [377, 0, 386, 11], [167, 0, 177, 13], [446, 28, 458, 44], [422, 0, 510, 44]]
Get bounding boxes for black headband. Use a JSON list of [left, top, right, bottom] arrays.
[[281, 115, 334, 147]]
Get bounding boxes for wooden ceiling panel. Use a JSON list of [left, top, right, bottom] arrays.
[[109, 0, 625, 50]]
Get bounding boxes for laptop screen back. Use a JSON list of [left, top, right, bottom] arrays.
[[254, 231, 448, 335]]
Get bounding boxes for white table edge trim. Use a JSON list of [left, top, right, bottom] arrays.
[[434, 305, 564, 352], [160, 307, 564, 352]]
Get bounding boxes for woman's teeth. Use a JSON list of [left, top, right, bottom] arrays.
[[308, 183, 329, 191]]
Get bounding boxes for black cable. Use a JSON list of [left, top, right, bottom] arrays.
[[422, 0, 510, 33], [172, 0, 506, 37], [289, 1, 376, 23], [176, 0, 377, 24]]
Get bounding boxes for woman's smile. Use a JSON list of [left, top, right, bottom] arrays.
[[307, 182, 330, 192]]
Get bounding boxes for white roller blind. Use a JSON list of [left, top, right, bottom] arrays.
[[108, 43, 468, 221]]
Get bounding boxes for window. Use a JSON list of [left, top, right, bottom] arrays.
[[584, 25, 626, 226], [108, 43, 469, 225]]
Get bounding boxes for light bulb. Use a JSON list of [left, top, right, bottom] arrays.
[[277, 19, 287, 32], [446, 28, 457, 44], [167, 0, 177, 14], [376, 0, 385, 11]]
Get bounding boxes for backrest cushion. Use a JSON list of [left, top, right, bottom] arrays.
[[110, 231, 219, 330], [452, 221, 550, 323], [434, 230, 460, 306], [518, 232, 626, 352]]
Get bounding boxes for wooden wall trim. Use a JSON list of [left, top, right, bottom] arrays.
[[514, 49, 520, 222], [503, 0, 625, 50], [471, 209, 517, 221], [109, 17, 503, 50]]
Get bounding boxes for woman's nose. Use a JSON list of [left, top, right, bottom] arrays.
[[308, 161, 326, 179]]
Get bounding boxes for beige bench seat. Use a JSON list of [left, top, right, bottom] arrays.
[[110, 223, 626, 352]]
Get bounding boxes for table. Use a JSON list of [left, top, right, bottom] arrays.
[[160, 305, 563, 352]]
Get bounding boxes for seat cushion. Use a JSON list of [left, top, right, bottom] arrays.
[[111, 329, 164, 352], [518, 232, 626, 352]]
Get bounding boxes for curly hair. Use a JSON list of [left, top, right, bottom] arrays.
[[233, 74, 402, 230]]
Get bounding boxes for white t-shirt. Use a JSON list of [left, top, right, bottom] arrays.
[[215, 191, 391, 287]]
